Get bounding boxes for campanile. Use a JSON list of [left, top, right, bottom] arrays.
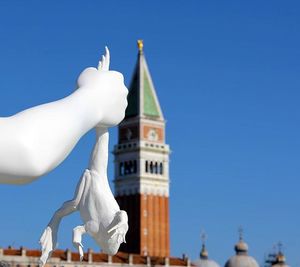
[[113, 40, 170, 257]]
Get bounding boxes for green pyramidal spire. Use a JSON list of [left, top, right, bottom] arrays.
[[125, 40, 164, 120]]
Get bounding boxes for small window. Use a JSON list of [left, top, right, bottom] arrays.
[[124, 161, 130, 175], [150, 162, 153, 173], [145, 161, 149, 173], [119, 162, 124, 176], [133, 160, 137, 173], [159, 162, 163, 175], [154, 162, 158, 174], [129, 161, 134, 174]]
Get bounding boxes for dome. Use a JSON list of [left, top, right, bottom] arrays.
[[234, 240, 248, 253], [194, 258, 221, 267], [224, 238, 259, 267], [193, 244, 221, 267], [272, 252, 290, 267]]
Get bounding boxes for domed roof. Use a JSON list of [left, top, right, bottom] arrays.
[[234, 240, 248, 253], [193, 239, 220, 267], [224, 236, 259, 267], [194, 258, 221, 267], [272, 251, 290, 267]]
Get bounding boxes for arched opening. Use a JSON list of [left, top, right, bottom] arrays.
[[150, 161, 153, 173], [124, 161, 130, 175], [119, 162, 124, 176], [159, 162, 163, 174], [145, 160, 149, 173], [133, 160, 137, 173], [154, 162, 158, 174]]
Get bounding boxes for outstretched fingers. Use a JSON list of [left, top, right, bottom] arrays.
[[97, 46, 110, 71]]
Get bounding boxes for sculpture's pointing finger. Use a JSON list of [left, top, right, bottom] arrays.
[[105, 46, 109, 57], [104, 46, 110, 70]]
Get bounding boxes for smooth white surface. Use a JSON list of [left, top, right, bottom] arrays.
[[0, 47, 128, 184], [39, 51, 128, 266]]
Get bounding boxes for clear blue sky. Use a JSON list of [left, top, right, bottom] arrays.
[[0, 1, 299, 266]]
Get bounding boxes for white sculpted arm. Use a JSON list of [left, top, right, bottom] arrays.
[[0, 47, 128, 185]]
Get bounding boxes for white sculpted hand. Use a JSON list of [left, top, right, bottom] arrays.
[[76, 47, 128, 128]]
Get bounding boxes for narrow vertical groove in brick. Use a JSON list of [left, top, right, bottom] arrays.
[[165, 197, 170, 256], [154, 196, 160, 256], [160, 196, 166, 257], [140, 194, 147, 254], [148, 194, 154, 255]]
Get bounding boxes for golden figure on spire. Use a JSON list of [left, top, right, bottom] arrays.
[[137, 39, 144, 52]]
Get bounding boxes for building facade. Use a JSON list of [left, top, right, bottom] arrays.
[[0, 247, 189, 267]]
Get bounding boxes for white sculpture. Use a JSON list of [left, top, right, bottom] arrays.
[[0, 47, 128, 184], [38, 51, 128, 266], [39, 127, 128, 266]]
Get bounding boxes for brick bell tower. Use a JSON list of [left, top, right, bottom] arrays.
[[113, 40, 170, 257]]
